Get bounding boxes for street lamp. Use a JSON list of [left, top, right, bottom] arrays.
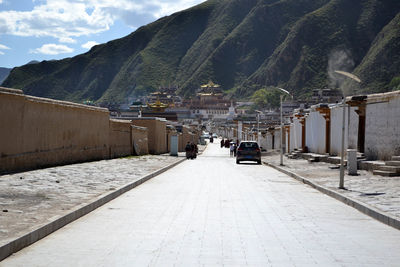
[[276, 87, 293, 166], [334, 70, 361, 189]]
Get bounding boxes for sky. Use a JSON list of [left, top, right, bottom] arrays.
[[0, 0, 204, 68]]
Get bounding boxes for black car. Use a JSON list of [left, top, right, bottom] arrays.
[[236, 141, 261, 164]]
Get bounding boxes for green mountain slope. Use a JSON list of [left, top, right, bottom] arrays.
[[0, 67, 11, 84], [2, 0, 400, 104], [245, 0, 400, 98], [352, 12, 400, 94]]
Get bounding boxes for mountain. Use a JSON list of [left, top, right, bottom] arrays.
[[2, 0, 400, 104], [26, 60, 40, 65], [0, 68, 11, 84]]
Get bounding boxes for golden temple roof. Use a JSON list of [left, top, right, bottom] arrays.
[[147, 98, 169, 111], [200, 80, 220, 88]]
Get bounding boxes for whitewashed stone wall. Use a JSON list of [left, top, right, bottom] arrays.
[[288, 124, 294, 152], [290, 117, 302, 151], [365, 92, 400, 160], [275, 129, 281, 150], [348, 107, 359, 150], [305, 109, 326, 154], [259, 134, 268, 151], [330, 105, 358, 156], [285, 128, 289, 153], [237, 121, 243, 141], [266, 132, 274, 150]]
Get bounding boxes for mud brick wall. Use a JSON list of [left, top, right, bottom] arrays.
[[0, 87, 110, 173], [131, 125, 148, 155], [109, 119, 133, 158], [0, 87, 149, 173], [131, 118, 167, 154]]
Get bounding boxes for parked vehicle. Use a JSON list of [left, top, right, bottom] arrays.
[[236, 141, 261, 164]]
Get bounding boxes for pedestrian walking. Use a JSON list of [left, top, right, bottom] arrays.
[[190, 142, 196, 159], [194, 143, 198, 158], [221, 138, 225, 148], [185, 142, 192, 159], [230, 142, 235, 157], [224, 139, 230, 148]]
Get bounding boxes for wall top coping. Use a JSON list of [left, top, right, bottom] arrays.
[[366, 90, 400, 103], [344, 90, 400, 104], [1, 86, 109, 113], [110, 119, 132, 124], [25, 95, 109, 113], [0, 87, 24, 95], [310, 103, 329, 110], [131, 125, 147, 131], [131, 117, 167, 122]]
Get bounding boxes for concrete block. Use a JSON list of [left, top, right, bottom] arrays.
[[392, 156, 400, 161], [386, 161, 400, 166], [377, 165, 400, 172], [373, 170, 400, 177], [347, 149, 358, 175]]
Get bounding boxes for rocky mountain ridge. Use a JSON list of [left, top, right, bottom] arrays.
[[2, 0, 400, 104]]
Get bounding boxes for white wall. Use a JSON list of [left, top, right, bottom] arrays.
[[285, 127, 289, 153], [305, 109, 326, 154], [348, 106, 359, 150], [330, 105, 358, 156], [259, 134, 268, 151], [237, 121, 243, 141], [291, 117, 302, 151], [266, 132, 273, 150], [365, 93, 400, 160], [275, 129, 281, 150]]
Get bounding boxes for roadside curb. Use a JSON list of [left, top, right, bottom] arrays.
[[262, 161, 400, 231], [0, 157, 187, 262]]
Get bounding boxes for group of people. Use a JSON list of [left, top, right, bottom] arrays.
[[221, 138, 239, 157], [185, 142, 198, 159]]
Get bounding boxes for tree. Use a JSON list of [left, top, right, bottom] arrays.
[[251, 87, 283, 109]]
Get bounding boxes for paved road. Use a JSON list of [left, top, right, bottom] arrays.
[[2, 142, 400, 266]]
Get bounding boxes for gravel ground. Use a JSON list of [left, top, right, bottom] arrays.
[[0, 154, 185, 246], [262, 153, 400, 220]]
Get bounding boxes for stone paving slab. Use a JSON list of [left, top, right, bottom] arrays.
[[0, 154, 188, 247], [262, 153, 400, 224], [2, 142, 400, 266]]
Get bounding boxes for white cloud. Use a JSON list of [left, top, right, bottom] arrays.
[[150, 0, 204, 18], [0, 44, 10, 50], [81, 41, 99, 50], [30, 43, 74, 55], [59, 37, 76, 43], [0, 0, 114, 39], [0, 0, 204, 40], [0, 43, 8, 55]]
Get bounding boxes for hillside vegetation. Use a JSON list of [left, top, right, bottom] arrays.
[[3, 0, 400, 104], [0, 68, 11, 84]]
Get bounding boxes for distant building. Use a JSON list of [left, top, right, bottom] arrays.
[[282, 101, 301, 116], [183, 81, 235, 121], [145, 86, 182, 107], [142, 98, 178, 121], [312, 88, 343, 104]]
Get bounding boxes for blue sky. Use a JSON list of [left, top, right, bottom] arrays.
[[0, 0, 204, 68]]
